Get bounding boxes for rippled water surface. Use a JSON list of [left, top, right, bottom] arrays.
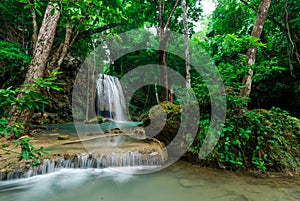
[[32, 122, 143, 135], [1, 161, 300, 201]]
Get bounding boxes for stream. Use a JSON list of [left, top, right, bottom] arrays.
[[1, 161, 299, 201]]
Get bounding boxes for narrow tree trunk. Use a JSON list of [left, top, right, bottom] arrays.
[[159, 31, 170, 101], [8, 3, 60, 133], [155, 83, 160, 104], [28, 1, 38, 52], [182, 0, 191, 90], [48, 21, 73, 72], [158, 0, 180, 102], [240, 0, 272, 99]]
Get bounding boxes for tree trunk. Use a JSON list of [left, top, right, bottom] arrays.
[[240, 0, 272, 99], [182, 0, 191, 90], [159, 31, 170, 101], [48, 21, 73, 73], [8, 3, 60, 134], [158, 0, 180, 102], [29, 1, 38, 52]]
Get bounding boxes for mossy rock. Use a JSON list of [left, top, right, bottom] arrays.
[[57, 135, 70, 140], [142, 101, 181, 146], [88, 116, 104, 124], [111, 128, 122, 133]]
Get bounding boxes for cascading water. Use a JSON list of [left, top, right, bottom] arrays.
[[96, 74, 128, 121], [0, 73, 165, 181], [1, 151, 164, 180]]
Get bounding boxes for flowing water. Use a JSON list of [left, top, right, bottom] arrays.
[[1, 161, 299, 201], [8, 73, 299, 200], [96, 74, 128, 121]]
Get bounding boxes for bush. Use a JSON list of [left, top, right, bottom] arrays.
[[0, 69, 62, 166], [190, 107, 300, 172]]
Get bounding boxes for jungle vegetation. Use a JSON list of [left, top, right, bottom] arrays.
[[0, 0, 299, 172]]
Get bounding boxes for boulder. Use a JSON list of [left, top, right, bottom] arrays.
[[86, 116, 104, 124], [57, 135, 70, 140], [142, 101, 181, 146]]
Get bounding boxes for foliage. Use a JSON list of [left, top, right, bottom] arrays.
[[0, 69, 61, 165], [0, 0, 299, 173], [0, 117, 22, 137], [0, 41, 30, 88], [0, 69, 62, 121], [190, 107, 300, 172], [123, 0, 202, 34], [14, 136, 53, 167], [205, 0, 300, 116], [188, 0, 300, 173], [0, 0, 125, 88]]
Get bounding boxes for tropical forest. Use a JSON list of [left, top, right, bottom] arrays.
[[0, 0, 300, 201]]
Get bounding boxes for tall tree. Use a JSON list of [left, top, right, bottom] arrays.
[[182, 0, 191, 90], [158, 0, 181, 101], [119, 0, 201, 102], [8, 0, 124, 133], [240, 0, 272, 99], [8, 2, 61, 132]]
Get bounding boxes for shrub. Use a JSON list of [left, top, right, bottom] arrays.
[[190, 107, 300, 172], [0, 69, 62, 166]]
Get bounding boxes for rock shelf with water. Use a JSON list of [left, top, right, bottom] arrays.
[[0, 128, 167, 180]]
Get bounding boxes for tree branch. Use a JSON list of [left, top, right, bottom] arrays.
[[284, 0, 300, 67], [75, 23, 122, 42], [57, 21, 73, 68], [158, 0, 163, 30], [239, 0, 284, 31], [284, 0, 296, 78], [164, 0, 181, 30], [28, 0, 38, 52]]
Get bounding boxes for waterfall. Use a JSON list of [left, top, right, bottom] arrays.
[[96, 74, 128, 121], [1, 151, 165, 180]]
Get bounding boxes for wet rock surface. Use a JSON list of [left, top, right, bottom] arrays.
[[166, 161, 300, 201], [0, 128, 167, 180]]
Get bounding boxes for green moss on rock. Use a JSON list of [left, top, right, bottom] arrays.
[[57, 135, 70, 140], [142, 101, 181, 146], [87, 116, 104, 124]]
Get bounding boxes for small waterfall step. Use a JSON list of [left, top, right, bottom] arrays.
[[0, 141, 168, 180]]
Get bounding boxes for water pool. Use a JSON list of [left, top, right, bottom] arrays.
[[1, 161, 299, 201]]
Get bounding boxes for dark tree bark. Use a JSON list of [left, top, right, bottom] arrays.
[[240, 0, 272, 99], [75, 23, 121, 42]]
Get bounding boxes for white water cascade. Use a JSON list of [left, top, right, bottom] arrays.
[[96, 74, 128, 121], [1, 152, 164, 180]]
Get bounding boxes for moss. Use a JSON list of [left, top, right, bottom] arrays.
[[142, 101, 181, 146], [57, 135, 70, 140], [88, 116, 104, 124]]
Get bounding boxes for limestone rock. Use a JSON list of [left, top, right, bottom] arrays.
[[132, 126, 146, 139], [86, 116, 104, 124]]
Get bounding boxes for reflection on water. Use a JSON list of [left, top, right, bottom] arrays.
[[32, 122, 143, 135], [0, 161, 300, 201]]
